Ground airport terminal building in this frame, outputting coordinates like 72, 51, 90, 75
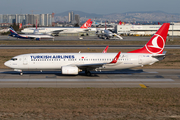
115, 23, 180, 36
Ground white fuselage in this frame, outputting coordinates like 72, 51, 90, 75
4, 53, 161, 71
104, 30, 113, 37
19, 34, 54, 39
21, 27, 90, 34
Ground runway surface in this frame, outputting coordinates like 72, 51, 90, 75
0, 35, 179, 49
0, 69, 179, 88
0, 45, 180, 49
1, 35, 179, 41
0, 35, 151, 41
0, 35, 179, 88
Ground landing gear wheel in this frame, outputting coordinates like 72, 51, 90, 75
85, 70, 91, 76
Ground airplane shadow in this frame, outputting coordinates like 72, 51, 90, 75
1, 69, 144, 77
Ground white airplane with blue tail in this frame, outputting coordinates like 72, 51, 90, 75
9, 27, 54, 41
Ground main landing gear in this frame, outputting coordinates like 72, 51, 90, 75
85, 70, 91, 76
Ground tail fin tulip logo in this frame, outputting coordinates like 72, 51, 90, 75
145, 34, 165, 54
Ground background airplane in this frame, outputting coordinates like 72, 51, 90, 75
91, 21, 100, 27
21, 19, 93, 35
96, 21, 123, 40
0, 28, 10, 33
5, 23, 170, 76
9, 27, 54, 40
96, 29, 123, 39
33, 19, 43, 35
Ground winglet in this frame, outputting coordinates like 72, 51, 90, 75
110, 52, 121, 63
102, 46, 109, 53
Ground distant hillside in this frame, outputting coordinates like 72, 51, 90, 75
55, 10, 103, 18
55, 10, 180, 22
103, 11, 180, 21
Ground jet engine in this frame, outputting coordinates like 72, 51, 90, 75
61, 66, 80, 75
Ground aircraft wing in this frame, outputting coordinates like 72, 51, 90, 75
112, 33, 123, 39
77, 63, 107, 70
77, 52, 121, 70
83, 29, 90, 32
51, 30, 66, 34
51, 29, 89, 34
28, 37, 36, 39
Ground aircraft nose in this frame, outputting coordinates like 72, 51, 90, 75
4, 61, 11, 68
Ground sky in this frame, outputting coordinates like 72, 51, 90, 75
0, 0, 180, 15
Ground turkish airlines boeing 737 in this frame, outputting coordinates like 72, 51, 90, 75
4, 23, 170, 75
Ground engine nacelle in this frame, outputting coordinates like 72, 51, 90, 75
61, 66, 79, 75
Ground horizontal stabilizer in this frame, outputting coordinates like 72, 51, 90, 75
152, 51, 166, 58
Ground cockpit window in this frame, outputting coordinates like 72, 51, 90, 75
11, 58, 17, 61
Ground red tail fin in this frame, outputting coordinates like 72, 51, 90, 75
128, 23, 170, 54
80, 19, 91, 28
88, 21, 93, 27
19, 23, 22, 29
118, 20, 122, 25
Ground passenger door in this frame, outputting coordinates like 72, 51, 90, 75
23, 56, 28, 65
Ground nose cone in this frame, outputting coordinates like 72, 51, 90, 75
4, 61, 11, 68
